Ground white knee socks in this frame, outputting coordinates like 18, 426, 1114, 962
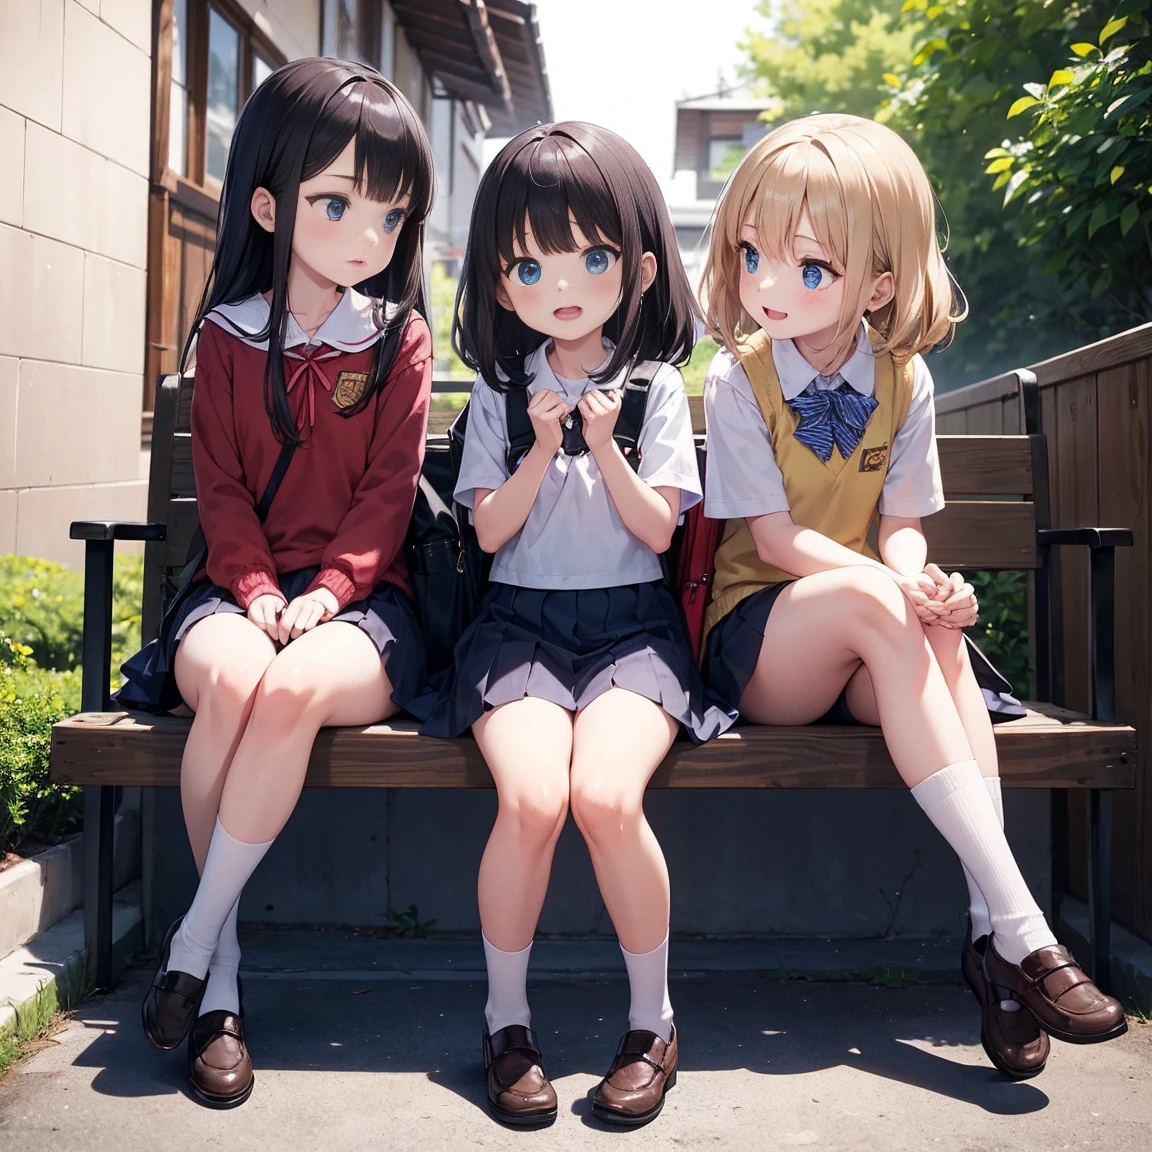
912, 760, 1057, 965
168, 818, 273, 981
963, 776, 1003, 940
621, 935, 674, 1041
483, 935, 533, 1033
199, 899, 242, 1016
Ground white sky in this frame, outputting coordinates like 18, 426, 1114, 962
487, 0, 771, 205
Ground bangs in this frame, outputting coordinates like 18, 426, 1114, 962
494, 134, 621, 267
747, 141, 850, 273
303, 79, 433, 219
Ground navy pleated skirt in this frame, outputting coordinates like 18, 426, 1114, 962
115, 566, 427, 716
416, 581, 735, 744
703, 582, 1026, 725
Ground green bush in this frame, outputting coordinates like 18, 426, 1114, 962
0, 554, 143, 678
970, 570, 1030, 700
0, 635, 80, 855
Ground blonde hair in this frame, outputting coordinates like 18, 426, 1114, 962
700, 114, 966, 364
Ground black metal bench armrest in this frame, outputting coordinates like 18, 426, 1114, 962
69, 520, 167, 713
1036, 528, 1133, 550
70, 521, 167, 543
1036, 526, 1132, 723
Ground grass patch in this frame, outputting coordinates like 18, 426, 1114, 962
0, 962, 87, 1079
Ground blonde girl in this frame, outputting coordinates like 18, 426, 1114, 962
699, 114, 1124, 1080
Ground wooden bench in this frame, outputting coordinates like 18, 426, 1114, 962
52, 370, 1137, 991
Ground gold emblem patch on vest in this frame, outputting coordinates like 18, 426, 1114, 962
333, 371, 369, 409
859, 443, 889, 472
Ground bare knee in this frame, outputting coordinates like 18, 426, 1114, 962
570, 777, 643, 847
248, 658, 326, 730
496, 786, 569, 850
196, 659, 268, 717
835, 569, 924, 650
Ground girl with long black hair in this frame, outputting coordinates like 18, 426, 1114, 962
119, 57, 434, 1108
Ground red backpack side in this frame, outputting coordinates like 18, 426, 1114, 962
673, 441, 722, 666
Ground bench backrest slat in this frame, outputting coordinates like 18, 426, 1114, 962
140, 374, 1046, 644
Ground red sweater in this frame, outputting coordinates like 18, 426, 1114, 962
190, 312, 432, 611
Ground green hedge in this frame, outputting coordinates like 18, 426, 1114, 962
969, 570, 1029, 700
0, 554, 143, 855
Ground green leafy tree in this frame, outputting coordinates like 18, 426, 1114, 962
987, 2, 1152, 324
741, 0, 916, 122
884, 0, 1140, 385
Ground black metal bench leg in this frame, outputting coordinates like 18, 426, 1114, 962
80, 537, 115, 988
83, 786, 116, 989
1087, 788, 1114, 993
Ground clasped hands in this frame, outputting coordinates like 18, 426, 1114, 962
526, 387, 621, 458
894, 562, 979, 630
247, 586, 340, 644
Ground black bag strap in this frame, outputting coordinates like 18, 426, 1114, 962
181, 428, 297, 575
613, 373, 652, 470
504, 386, 536, 473
502, 362, 654, 474
255, 436, 298, 522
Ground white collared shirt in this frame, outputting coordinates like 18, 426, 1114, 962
456, 342, 703, 589
201, 288, 387, 352
703, 323, 945, 520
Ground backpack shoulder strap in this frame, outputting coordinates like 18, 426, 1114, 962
613, 361, 658, 470
255, 436, 298, 522
504, 385, 535, 473
734, 330, 784, 433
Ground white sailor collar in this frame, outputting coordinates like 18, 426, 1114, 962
772, 321, 875, 401
526, 339, 625, 402
204, 288, 386, 352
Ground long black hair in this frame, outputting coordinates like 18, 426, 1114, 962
453, 121, 699, 392
182, 57, 434, 443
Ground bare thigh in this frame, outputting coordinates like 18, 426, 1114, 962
259, 620, 397, 727
174, 612, 278, 714
473, 696, 574, 808
739, 571, 876, 725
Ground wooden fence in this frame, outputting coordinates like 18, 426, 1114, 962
937, 323, 1152, 943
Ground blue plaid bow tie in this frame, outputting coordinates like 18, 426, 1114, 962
786, 378, 879, 463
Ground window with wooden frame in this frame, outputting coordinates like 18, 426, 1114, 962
321, 0, 386, 70
167, 0, 284, 193
144, 0, 285, 425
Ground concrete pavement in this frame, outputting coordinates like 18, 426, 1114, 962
1, 935, 1149, 1151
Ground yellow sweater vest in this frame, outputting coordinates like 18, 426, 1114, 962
704, 329, 915, 638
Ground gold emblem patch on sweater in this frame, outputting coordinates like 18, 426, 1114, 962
859, 443, 889, 472
333, 371, 369, 409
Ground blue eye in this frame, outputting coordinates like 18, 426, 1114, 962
585, 249, 613, 275
324, 198, 347, 221
516, 259, 541, 286
740, 242, 760, 275
802, 263, 832, 290
383, 208, 405, 234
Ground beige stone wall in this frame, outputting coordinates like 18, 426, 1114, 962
0, 0, 152, 567
237, 0, 320, 61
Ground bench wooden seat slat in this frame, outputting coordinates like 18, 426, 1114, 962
51, 705, 1136, 791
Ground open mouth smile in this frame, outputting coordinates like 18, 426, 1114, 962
763, 307, 788, 321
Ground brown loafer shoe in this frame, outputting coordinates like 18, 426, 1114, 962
984, 939, 1127, 1045
592, 1024, 678, 1127
961, 923, 1049, 1079
482, 1024, 557, 1128
188, 1005, 254, 1109
141, 917, 208, 1051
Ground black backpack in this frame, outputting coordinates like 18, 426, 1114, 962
406, 366, 656, 676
